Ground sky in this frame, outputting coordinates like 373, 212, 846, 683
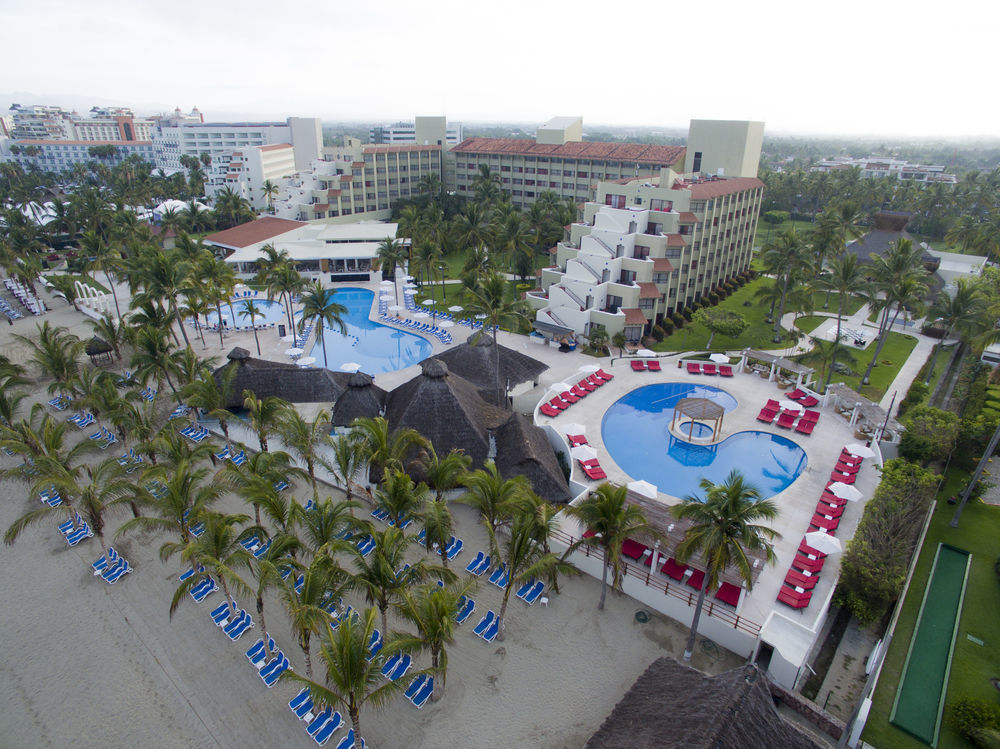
1, 0, 997, 139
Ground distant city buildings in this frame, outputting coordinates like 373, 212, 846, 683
6, 103, 154, 141
812, 156, 957, 184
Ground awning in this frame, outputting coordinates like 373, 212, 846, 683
666, 234, 687, 247
652, 257, 675, 272
622, 308, 647, 325
678, 212, 699, 223
637, 282, 660, 299
533, 320, 574, 337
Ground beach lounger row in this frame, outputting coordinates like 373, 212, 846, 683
47, 395, 70, 411
59, 514, 93, 546
92, 546, 132, 584
189, 576, 218, 602
210, 601, 255, 641
473, 610, 500, 642
404, 674, 434, 709
5, 278, 46, 315
631, 358, 662, 372
0, 294, 24, 321
290, 689, 350, 746
515, 579, 545, 605
381, 652, 413, 681
38, 486, 62, 507
181, 423, 210, 443
437, 535, 463, 560
539, 369, 613, 418
455, 595, 476, 624
68, 411, 95, 429
117, 448, 144, 473
465, 551, 491, 576
786, 388, 820, 408
488, 564, 509, 589
685, 361, 734, 376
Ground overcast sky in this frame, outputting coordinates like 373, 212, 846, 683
1, 0, 995, 138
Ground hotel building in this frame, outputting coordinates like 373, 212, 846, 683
370, 116, 463, 146
204, 143, 298, 211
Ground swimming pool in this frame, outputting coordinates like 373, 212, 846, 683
206, 299, 286, 328
309, 288, 432, 373
601, 382, 807, 500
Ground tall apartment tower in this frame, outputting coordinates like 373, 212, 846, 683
684, 120, 764, 178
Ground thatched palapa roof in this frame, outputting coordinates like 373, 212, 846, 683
331, 372, 387, 427
494, 413, 571, 504
85, 336, 112, 356
212, 347, 347, 408
586, 659, 821, 749
430, 333, 549, 405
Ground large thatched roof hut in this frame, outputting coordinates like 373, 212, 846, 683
212, 347, 347, 408
330, 372, 387, 428
586, 659, 821, 749
494, 413, 571, 504
430, 333, 549, 405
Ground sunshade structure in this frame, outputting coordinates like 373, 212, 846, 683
670, 397, 725, 443
741, 349, 815, 387
588, 659, 821, 749
429, 332, 549, 405
85, 336, 114, 364
826, 382, 902, 437
330, 372, 387, 429
212, 347, 347, 408
383, 359, 569, 503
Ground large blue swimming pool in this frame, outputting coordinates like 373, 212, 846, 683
601, 383, 807, 500
309, 288, 432, 373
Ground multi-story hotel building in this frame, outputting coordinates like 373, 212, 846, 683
7, 104, 154, 142
370, 116, 463, 146
527, 120, 765, 342
4, 140, 156, 172
811, 156, 957, 184
449, 116, 687, 209
204, 144, 298, 211
272, 138, 443, 224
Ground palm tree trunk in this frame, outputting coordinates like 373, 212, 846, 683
599, 547, 609, 610
252, 326, 261, 356
861, 305, 903, 385
349, 707, 362, 745
215, 301, 225, 348
431, 648, 442, 701
824, 297, 847, 392
256, 592, 270, 658
219, 577, 238, 619
773, 274, 790, 342
497, 583, 513, 641
105, 269, 122, 320
300, 629, 312, 679
319, 327, 328, 370
683, 586, 708, 660
172, 302, 191, 348
380, 603, 389, 638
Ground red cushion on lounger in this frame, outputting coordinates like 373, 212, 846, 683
799, 396, 819, 407
647, 360, 661, 372
560, 390, 579, 404
795, 420, 815, 435
539, 404, 559, 417
631, 360, 646, 371
787, 389, 806, 400
567, 434, 588, 446
719, 365, 733, 377
686, 363, 701, 374
702, 364, 717, 375
715, 582, 741, 606
660, 557, 688, 580
798, 539, 827, 558
686, 568, 705, 590
621, 538, 648, 560
577, 379, 596, 392
596, 369, 614, 381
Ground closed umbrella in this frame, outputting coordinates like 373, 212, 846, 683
844, 443, 875, 458
828, 482, 863, 501
570, 445, 597, 461
804, 531, 843, 555
627, 480, 658, 499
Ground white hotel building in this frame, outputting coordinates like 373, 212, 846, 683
204, 144, 298, 211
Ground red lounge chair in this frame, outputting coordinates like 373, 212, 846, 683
776, 412, 797, 429
567, 434, 588, 446
809, 514, 839, 532
834, 461, 859, 474
587, 374, 605, 388
570, 385, 589, 399
787, 389, 806, 401
660, 557, 688, 580
579, 458, 600, 468
582, 529, 596, 539
631, 360, 646, 372
792, 553, 825, 573
719, 365, 734, 377
785, 569, 819, 590
840, 454, 862, 467
702, 363, 717, 375
647, 359, 661, 372
816, 501, 845, 518
686, 362, 701, 374
539, 404, 560, 417
757, 408, 778, 423
621, 538, 648, 560
799, 396, 820, 408
583, 466, 608, 480
765, 399, 781, 411
686, 568, 705, 591
795, 420, 815, 435
560, 390, 580, 404
596, 369, 614, 381
551, 397, 571, 411
820, 492, 847, 507
576, 378, 596, 392
798, 539, 827, 558
830, 471, 856, 484
801, 410, 820, 422
777, 586, 812, 609
715, 582, 741, 606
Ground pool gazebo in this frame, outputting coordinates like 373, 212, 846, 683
670, 397, 725, 443
740, 349, 814, 388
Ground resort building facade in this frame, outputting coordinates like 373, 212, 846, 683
527, 120, 765, 341
812, 156, 957, 184
370, 116, 463, 146
3, 139, 157, 171
204, 143, 298, 211
6, 104, 154, 142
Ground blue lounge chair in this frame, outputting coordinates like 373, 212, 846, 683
294, 695, 315, 721
262, 655, 289, 687
179, 564, 204, 582
214, 445, 232, 461
465, 551, 485, 574
92, 547, 118, 575
404, 674, 427, 702
246, 637, 275, 668
274, 480, 289, 492
524, 581, 545, 605
190, 577, 217, 602
227, 612, 254, 641
168, 404, 189, 421
482, 616, 500, 642
306, 707, 333, 738
488, 564, 508, 587
65, 523, 93, 546
455, 596, 475, 625
289, 687, 310, 713
258, 651, 285, 680
412, 677, 433, 708
253, 538, 272, 559
223, 609, 247, 635
446, 538, 463, 560
335, 729, 359, 749
515, 579, 534, 601
210, 601, 232, 625
230, 450, 247, 466
380, 653, 402, 678
473, 611, 496, 638
103, 559, 131, 584
474, 554, 491, 576
314, 711, 345, 746
240, 535, 260, 552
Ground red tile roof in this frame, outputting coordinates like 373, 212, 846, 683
352, 161, 365, 167
637, 282, 660, 299
686, 177, 764, 199
652, 258, 675, 272
259, 143, 292, 152
622, 308, 648, 325
327, 189, 342, 197
666, 234, 687, 247
362, 144, 441, 154
204, 217, 306, 249
678, 212, 699, 223
340, 175, 353, 182
453, 138, 686, 166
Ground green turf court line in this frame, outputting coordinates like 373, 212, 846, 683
889, 543, 971, 746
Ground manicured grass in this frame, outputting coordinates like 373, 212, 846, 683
794, 315, 828, 334
653, 277, 794, 353
807, 291, 866, 316
861, 472, 1000, 749
810, 331, 920, 401
756, 218, 817, 246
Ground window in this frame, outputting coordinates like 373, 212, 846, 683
639, 299, 654, 310
634, 245, 650, 260
692, 151, 702, 172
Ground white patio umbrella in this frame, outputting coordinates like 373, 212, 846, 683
710, 353, 730, 363
579, 364, 600, 374
828, 482, 863, 501
844, 443, 876, 458
804, 531, 843, 555
627, 480, 658, 499
413, 312, 429, 319
570, 444, 597, 461
284, 347, 304, 357
340, 362, 361, 372
296, 356, 317, 367
380, 280, 394, 286
439, 320, 454, 328
637, 348, 656, 357
562, 422, 586, 435
448, 305, 464, 312
549, 382, 573, 393
421, 298, 435, 305
388, 305, 403, 312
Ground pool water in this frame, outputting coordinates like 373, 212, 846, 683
601, 383, 807, 500
206, 299, 286, 328
309, 288, 432, 373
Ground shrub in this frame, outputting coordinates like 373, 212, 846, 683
896, 381, 929, 419
708, 292, 720, 305
660, 318, 675, 335
898, 406, 960, 464
950, 698, 1000, 747
682, 306, 693, 321
650, 325, 665, 342
690, 301, 702, 313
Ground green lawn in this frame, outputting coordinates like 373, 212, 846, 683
807, 291, 866, 316
805, 331, 920, 401
756, 218, 818, 246
654, 277, 794, 353
861, 473, 1000, 749
794, 315, 827, 334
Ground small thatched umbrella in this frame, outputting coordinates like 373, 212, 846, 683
85, 336, 114, 364
331, 372, 387, 428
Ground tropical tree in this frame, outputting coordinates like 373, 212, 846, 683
260, 179, 280, 213
419, 447, 472, 502
692, 307, 748, 349
348, 416, 428, 485
419, 496, 455, 568
816, 253, 869, 391
566, 483, 658, 610
181, 366, 238, 446
220, 448, 299, 526
801, 337, 859, 387
463, 271, 529, 406
457, 461, 530, 559
14, 322, 83, 395
268, 263, 305, 336
130, 325, 184, 397
672, 470, 780, 660
298, 280, 347, 370
81, 229, 124, 320
762, 229, 812, 343
375, 237, 406, 282
87, 314, 129, 362
374, 469, 428, 528
278, 409, 329, 502
198, 253, 237, 349
296, 496, 366, 559
237, 298, 264, 356
243, 390, 290, 453
924, 278, 987, 384
323, 433, 364, 504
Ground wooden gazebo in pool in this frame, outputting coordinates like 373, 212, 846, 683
670, 397, 725, 442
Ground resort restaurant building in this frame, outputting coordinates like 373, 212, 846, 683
527, 170, 763, 341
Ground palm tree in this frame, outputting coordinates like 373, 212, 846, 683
419, 496, 455, 568
672, 470, 780, 661
87, 314, 128, 362
472, 164, 502, 205
375, 237, 406, 282
394, 582, 473, 701
816, 253, 869, 391
14, 323, 83, 395
181, 367, 238, 446
420, 447, 471, 503
135, 248, 194, 348
457, 461, 530, 559
374, 469, 428, 528
278, 409, 329, 502
283, 607, 419, 741
268, 263, 304, 336
323, 433, 364, 504
260, 179, 280, 213
762, 229, 812, 343
198, 253, 237, 349
925, 279, 987, 384
248, 535, 298, 661
801, 337, 858, 388
348, 416, 428, 486
296, 496, 366, 559
81, 229, 124, 320
566, 483, 658, 610
298, 280, 347, 370
220, 448, 299, 526
237, 299, 264, 355
463, 271, 529, 406
243, 390, 290, 453
130, 326, 184, 396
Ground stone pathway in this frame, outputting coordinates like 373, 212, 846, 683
813, 618, 880, 721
